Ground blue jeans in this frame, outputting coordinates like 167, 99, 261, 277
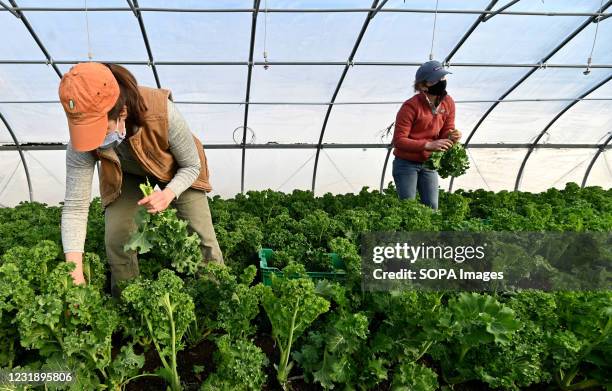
392, 157, 439, 209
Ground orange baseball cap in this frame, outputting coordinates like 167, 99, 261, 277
58, 62, 120, 152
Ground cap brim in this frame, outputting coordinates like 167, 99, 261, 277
426, 69, 452, 83
68, 115, 108, 152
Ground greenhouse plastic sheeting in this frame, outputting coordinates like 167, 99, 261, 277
0, 0, 610, 205
0, 151, 29, 207
451, 148, 528, 192
244, 148, 316, 192
586, 150, 612, 188
519, 148, 599, 192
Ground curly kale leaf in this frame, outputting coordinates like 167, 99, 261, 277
122, 269, 195, 391
186, 264, 262, 344
294, 311, 370, 389
200, 335, 268, 391
8, 255, 121, 383
262, 262, 330, 388
391, 361, 439, 391
430, 293, 521, 384
425, 142, 470, 178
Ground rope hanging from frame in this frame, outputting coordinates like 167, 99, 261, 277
84, 0, 93, 60
584, 0, 605, 75
429, 0, 440, 60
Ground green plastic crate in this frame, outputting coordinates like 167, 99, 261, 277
258, 248, 347, 286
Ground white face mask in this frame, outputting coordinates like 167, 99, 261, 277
100, 118, 126, 149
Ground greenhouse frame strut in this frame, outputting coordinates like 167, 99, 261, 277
240, 0, 262, 193
582, 133, 612, 187
2, 60, 612, 68
125, 0, 162, 88
0, 6, 609, 17
311, 0, 380, 193
2, 143, 610, 151
0, 111, 33, 202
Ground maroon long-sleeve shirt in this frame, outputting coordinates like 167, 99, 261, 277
392, 92, 455, 162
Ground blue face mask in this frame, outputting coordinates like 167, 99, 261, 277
100, 120, 126, 149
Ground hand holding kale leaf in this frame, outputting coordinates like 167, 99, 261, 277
124, 178, 202, 276
425, 141, 470, 178
137, 186, 175, 214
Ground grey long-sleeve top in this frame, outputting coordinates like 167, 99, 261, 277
61, 100, 199, 253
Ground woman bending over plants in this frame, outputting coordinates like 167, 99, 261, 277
59, 62, 223, 297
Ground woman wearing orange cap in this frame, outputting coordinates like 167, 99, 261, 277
59, 62, 223, 297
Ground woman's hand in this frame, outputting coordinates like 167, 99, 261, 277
449, 129, 462, 142
138, 187, 176, 213
65, 252, 86, 285
70, 269, 86, 285
425, 139, 453, 152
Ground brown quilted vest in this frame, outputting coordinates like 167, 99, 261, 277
93, 86, 212, 207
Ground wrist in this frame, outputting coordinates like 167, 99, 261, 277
164, 187, 177, 201
65, 252, 83, 264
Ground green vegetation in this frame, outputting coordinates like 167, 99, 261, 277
0, 182, 610, 390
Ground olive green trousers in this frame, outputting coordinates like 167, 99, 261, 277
105, 173, 223, 297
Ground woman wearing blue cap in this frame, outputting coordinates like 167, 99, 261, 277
392, 60, 461, 209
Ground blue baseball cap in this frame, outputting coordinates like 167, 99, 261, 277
415, 60, 452, 83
